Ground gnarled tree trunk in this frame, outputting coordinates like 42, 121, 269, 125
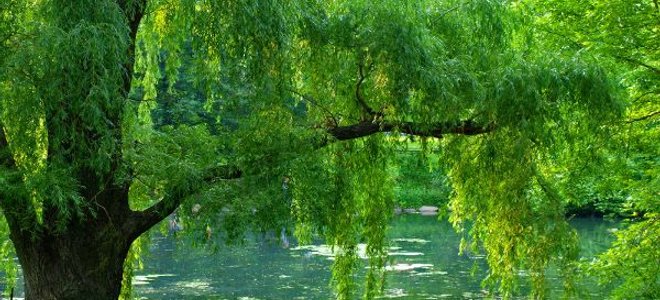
0, 169, 154, 300
10, 225, 132, 299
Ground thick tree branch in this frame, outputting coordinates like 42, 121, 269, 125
124, 117, 492, 236
326, 119, 494, 142
125, 165, 241, 237
99, 0, 147, 216
0, 127, 13, 168
0, 126, 14, 211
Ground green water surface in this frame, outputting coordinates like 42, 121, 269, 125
128, 215, 616, 299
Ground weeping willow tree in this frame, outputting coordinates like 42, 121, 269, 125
0, 0, 624, 299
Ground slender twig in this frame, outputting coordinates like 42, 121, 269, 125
289, 89, 341, 126
439, 6, 460, 18
125, 97, 157, 103
94, 201, 114, 227
626, 111, 660, 123
136, 0, 176, 17
537, 29, 585, 50
632, 90, 658, 104
614, 55, 660, 75
356, 61, 376, 118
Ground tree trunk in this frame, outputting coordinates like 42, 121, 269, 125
9, 222, 133, 300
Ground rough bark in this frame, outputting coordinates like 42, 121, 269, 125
8, 222, 131, 300
2, 170, 138, 299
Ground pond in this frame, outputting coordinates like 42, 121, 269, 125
1, 215, 617, 299
132, 215, 616, 299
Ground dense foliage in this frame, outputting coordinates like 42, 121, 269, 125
1, 0, 653, 299
527, 1, 659, 298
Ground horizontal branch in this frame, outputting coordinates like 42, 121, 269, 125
327, 119, 494, 141
126, 118, 492, 237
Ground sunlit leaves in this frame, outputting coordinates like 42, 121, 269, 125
290, 137, 394, 300
135, 0, 624, 298
119, 235, 148, 299
0, 0, 634, 298
587, 217, 660, 299
4, 0, 129, 176
526, 1, 659, 298
0, 215, 17, 297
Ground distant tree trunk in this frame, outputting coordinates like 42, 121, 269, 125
9, 221, 133, 299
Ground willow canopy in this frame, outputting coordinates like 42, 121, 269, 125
0, 0, 625, 299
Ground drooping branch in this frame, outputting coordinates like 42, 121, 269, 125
0, 126, 40, 237
539, 29, 585, 51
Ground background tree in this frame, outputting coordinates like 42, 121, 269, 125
1, 0, 624, 299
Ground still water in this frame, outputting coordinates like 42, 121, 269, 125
1, 215, 616, 299
131, 215, 616, 299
